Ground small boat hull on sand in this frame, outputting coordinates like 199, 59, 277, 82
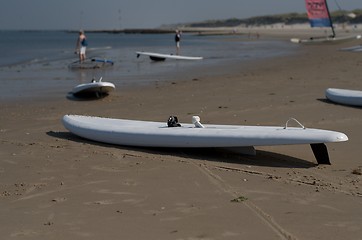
291, 35, 361, 44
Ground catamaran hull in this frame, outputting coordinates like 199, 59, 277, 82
291, 35, 361, 44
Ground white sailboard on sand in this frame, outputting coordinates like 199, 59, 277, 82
136, 51, 203, 61
339, 45, 362, 52
326, 88, 362, 106
72, 77, 115, 98
62, 115, 348, 165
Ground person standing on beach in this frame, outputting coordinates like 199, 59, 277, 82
175, 29, 181, 55
75, 30, 88, 62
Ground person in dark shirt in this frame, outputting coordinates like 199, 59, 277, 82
175, 29, 181, 55
75, 30, 88, 62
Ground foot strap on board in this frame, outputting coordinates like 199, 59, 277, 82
167, 116, 181, 127
310, 143, 331, 165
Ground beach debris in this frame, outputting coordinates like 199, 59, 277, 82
230, 196, 248, 203
1, 191, 11, 197
352, 167, 362, 175
51, 197, 67, 203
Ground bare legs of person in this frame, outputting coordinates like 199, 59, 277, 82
79, 47, 86, 63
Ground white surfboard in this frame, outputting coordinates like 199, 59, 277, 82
68, 58, 114, 69
136, 51, 203, 61
339, 45, 362, 52
326, 88, 362, 107
72, 77, 115, 97
62, 115, 348, 164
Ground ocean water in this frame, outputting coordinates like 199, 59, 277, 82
0, 31, 298, 100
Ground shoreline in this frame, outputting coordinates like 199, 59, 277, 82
6, 22, 362, 35
0, 31, 300, 103
1, 30, 362, 239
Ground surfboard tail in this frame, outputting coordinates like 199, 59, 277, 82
310, 143, 330, 165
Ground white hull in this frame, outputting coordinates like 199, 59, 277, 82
62, 115, 348, 164
291, 34, 361, 44
326, 88, 362, 107
62, 115, 347, 148
136, 51, 203, 61
339, 45, 362, 52
72, 82, 115, 96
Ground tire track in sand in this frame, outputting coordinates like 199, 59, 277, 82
191, 161, 297, 240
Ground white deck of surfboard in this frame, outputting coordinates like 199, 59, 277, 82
339, 45, 362, 52
72, 80, 115, 96
62, 115, 348, 148
326, 88, 362, 107
136, 51, 203, 61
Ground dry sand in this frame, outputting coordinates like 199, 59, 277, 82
1, 29, 362, 240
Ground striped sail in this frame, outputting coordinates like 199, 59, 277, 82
305, 0, 332, 27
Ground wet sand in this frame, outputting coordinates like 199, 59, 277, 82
1, 29, 362, 239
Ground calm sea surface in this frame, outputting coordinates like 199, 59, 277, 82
0, 31, 298, 100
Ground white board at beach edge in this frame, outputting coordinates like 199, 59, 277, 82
136, 51, 203, 60
72, 82, 115, 96
325, 88, 362, 107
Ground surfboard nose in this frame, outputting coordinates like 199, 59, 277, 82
336, 133, 348, 142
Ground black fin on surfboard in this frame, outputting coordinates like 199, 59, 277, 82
150, 56, 166, 61
310, 143, 331, 165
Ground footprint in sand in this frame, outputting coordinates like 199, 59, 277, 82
85, 199, 115, 205
96, 189, 134, 196
91, 165, 127, 173
11, 230, 38, 237
122, 179, 138, 186
51, 197, 67, 203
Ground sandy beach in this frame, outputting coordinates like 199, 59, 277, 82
1, 28, 362, 239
